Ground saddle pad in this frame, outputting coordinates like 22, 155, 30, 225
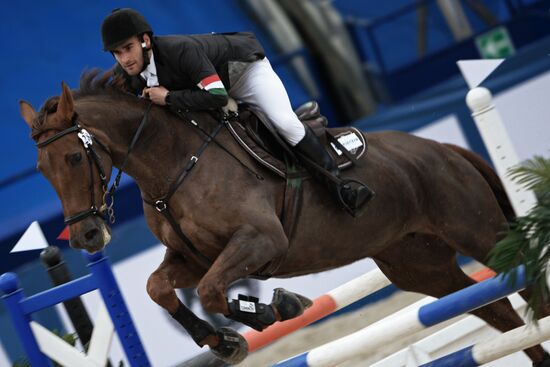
325, 128, 367, 169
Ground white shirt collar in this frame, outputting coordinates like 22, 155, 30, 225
140, 52, 159, 87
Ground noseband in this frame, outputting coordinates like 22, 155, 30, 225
36, 116, 111, 225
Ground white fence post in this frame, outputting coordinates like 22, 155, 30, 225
465, 87, 538, 216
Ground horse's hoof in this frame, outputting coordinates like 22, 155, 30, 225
210, 327, 248, 364
272, 288, 313, 321
534, 352, 550, 367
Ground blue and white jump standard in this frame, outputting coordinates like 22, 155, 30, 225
0, 251, 151, 367
273, 267, 527, 367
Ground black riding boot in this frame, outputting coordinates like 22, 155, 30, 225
293, 127, 374, 216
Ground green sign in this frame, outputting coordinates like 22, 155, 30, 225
475, 26, 515, 59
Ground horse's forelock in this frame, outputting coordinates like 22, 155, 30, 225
30, 97, 60, 139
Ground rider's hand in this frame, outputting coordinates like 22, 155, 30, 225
222, 97, 238, 115
143, 86, 169, 106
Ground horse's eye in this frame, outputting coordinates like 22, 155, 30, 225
67, 153, 82, 166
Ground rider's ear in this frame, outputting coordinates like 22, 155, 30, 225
19, 100, 37, 129
142, 33, 151, 49
58, 82, 74, 122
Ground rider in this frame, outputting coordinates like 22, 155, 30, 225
100, 8, 373, 214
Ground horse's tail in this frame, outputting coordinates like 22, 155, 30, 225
443, 143, 516, 222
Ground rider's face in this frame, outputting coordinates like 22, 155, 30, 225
112, 35, 150, 76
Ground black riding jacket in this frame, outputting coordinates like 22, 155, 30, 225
114, 32, 265, 112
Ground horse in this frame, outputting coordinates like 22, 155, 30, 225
18, 71, 550, 365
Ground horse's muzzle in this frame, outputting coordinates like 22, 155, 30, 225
69, 216, 112, 253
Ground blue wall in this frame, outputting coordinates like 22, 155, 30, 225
1, 1, 314, 264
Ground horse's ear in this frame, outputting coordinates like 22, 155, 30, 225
19, 100, 37, 129
57, 81, 74, 122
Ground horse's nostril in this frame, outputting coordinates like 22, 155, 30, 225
85, 228, 100, 241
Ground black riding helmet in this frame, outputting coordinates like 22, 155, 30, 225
101, 8, 153, 51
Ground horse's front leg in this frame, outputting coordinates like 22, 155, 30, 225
197, 221, 312, 331
146, 249, 247, 364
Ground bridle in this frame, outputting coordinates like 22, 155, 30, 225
35, 102, 156, 226
35, 114, 113, 225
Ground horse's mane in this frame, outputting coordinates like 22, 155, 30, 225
32, 69, 132, 138
74, 68, 129, 99
32, 69, 216, 140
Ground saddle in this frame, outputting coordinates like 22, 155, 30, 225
225, 101, 367, 179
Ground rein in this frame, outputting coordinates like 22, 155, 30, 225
104, 102, 154, 222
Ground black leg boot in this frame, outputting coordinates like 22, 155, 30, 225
171, 301, 248, 364
293, 127, 374, 216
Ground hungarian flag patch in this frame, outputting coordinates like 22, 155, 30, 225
198, 74, 227, 95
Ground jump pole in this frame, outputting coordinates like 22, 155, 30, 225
420, 315, 550, 367
273, 267, 525, 367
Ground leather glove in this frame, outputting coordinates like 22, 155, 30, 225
222, 97, 238, 116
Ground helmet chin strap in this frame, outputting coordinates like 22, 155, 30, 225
140, 42, 151, 72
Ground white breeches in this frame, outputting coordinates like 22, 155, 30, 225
229, 58, 306, 146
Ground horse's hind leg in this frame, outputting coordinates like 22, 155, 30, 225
197, 222, 312, 331
374, 233, 549, 366
147, 249, 247, 364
